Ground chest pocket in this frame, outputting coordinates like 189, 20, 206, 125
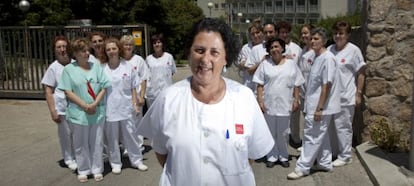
222, 135, 249, 176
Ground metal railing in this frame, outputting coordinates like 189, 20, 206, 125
0, 25, 149, 99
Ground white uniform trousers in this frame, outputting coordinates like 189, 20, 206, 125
264, 114, 290, 162
57, 115, 75, 165
105, 117, 144, 169
332, 105, 354, 161
71, 122, 104, 176
133, 106, 144, 149
120, 106, 144, 150
295, 114, 332, 174
290, 97, 304, 144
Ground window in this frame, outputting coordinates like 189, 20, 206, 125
296, 0, 305, 12
265, 1, 273, 13
247, 2, 254, 13
275, 0, 283, 12
286, 0, 294, 12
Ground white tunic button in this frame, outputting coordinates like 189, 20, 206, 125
204, 132, 209, 137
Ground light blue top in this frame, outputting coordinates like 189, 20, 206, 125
58, 61, 111, 125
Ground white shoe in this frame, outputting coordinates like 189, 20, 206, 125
135, 163, 148, 171
112, 168, 122, 174
287, 170, 307, 180
297, 147, 303, 152
333, 158, 352, 167
67, 161, 78, 171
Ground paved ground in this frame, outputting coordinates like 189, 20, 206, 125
0, 66, 374, 186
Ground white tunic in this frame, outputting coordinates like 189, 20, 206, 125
286, 41, 302, 64
124, 54, 149, 93
247, 43, 267, 67
304, 51, 341, 115
253, 58, 305, 116
41, 60, 67, 115
237, 42, 256, 90
138, 78, 274, 186
328, 43, 366, 106
298, 48, 316, 97
145, 52, 176, 101
104, 60, 139, 122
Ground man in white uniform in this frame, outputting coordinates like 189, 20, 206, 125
328, 20, 366, 167
41, 36, 77, 171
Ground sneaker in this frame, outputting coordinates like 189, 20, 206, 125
112, 168, 122, 174
287, 170, 307, 180
67, 161, 78, 171
333, 158, 352, 167
135, 163, 148, 171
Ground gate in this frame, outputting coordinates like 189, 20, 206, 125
0, 25, 149, 99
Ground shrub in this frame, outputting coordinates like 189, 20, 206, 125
368, 118, 408, 152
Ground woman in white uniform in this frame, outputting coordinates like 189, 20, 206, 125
41, 36, 77, 171
120, 35, 149, 155
253, 37, 305, 168
287, 28, 341, 180
57, 38, 110, 183
328, 20, 366, 167
296, 24, 316, 152
138, 18, 274, 186
103, 38, 148, 174
236, 19, 263, 91
145, 33, 176, 108
88, 32, 107, 65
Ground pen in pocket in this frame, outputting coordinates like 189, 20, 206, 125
226, 129, 229, 139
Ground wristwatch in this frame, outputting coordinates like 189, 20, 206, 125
317, 107, 323, 111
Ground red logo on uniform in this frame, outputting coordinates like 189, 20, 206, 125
341, 58, 346, 63
235, 124, 244, 134
307, 59, 313, 65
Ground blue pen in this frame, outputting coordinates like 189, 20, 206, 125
226, 129, 229, 139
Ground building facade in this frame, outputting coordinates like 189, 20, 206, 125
196, 0, 359, 26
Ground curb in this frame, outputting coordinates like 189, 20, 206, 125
356, 142, 412, 186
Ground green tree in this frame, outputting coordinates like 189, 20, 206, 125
159, 0, 204, 60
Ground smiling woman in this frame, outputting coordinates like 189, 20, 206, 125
137, 18, 274, 186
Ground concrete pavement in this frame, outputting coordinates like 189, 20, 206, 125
0, 66, 382, 186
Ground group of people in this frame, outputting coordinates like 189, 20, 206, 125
42, 31, 176, 183
42, 17, 365, 185
236, 19, 366, 180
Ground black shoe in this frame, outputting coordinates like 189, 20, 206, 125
266, 161, 277, 168
279, 161, 290, 168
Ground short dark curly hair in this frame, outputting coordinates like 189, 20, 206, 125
265, 37, 286, 54
184, 18, 240, 67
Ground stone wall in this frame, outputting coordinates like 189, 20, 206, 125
362, 0, 413, 144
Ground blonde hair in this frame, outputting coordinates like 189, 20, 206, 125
120, 35, 134, 45
70, 38, 90, 56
